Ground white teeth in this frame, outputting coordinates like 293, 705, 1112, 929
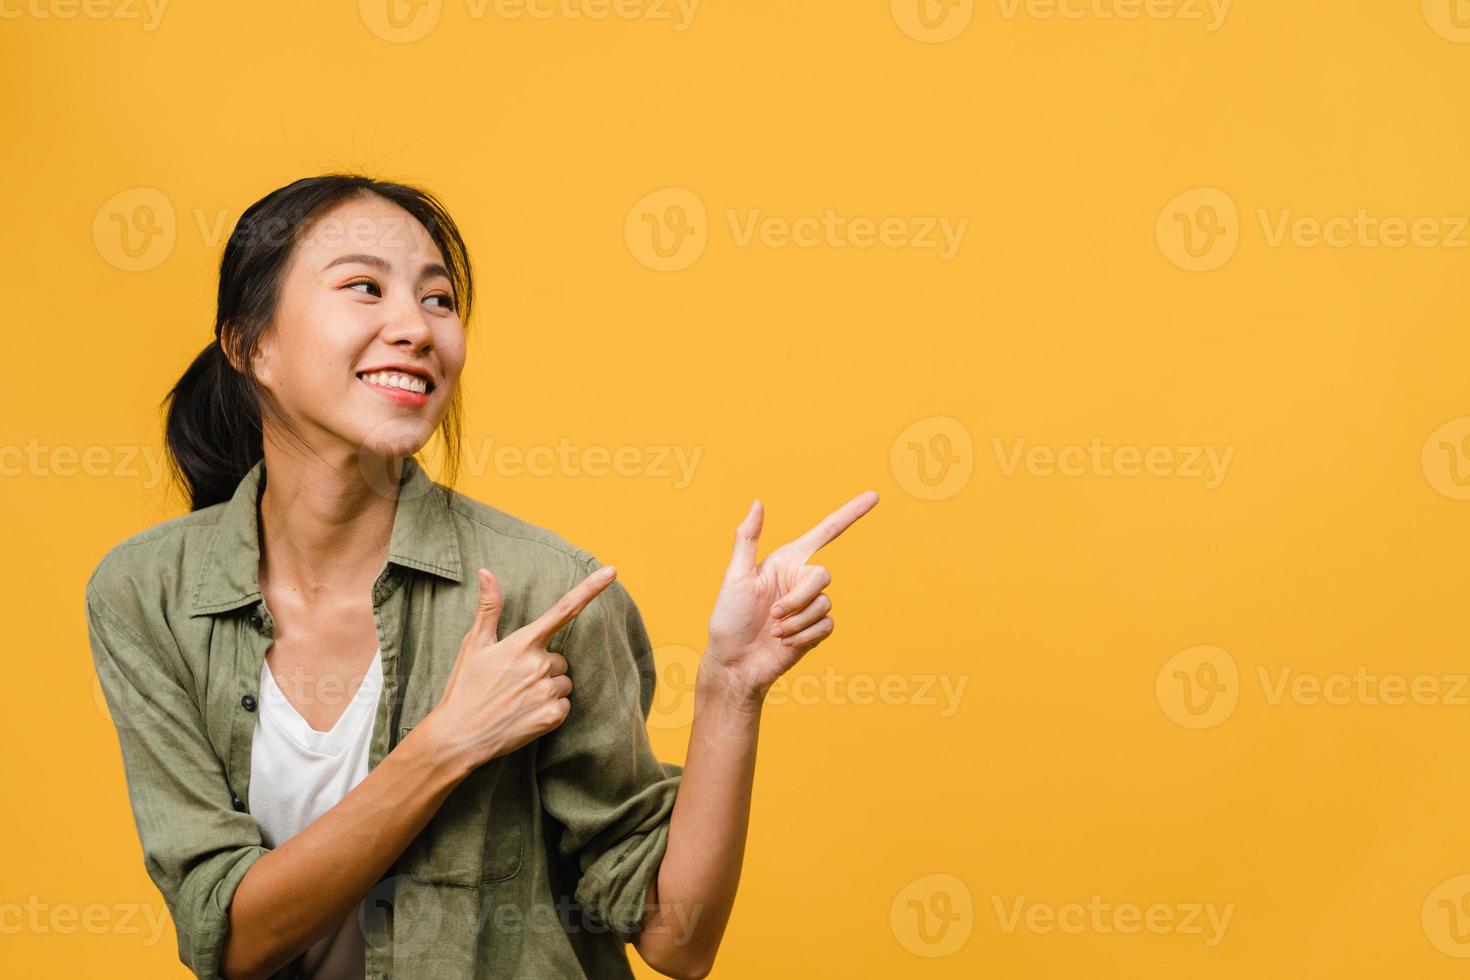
360, 371, 428, 394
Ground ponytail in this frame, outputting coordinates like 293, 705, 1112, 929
162, 339, 262, 511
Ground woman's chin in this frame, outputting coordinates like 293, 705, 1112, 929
357, 415, 434, 450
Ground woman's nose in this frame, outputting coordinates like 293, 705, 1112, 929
380, 298, 433, 347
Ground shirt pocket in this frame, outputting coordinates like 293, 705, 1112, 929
397, 725, 526, 885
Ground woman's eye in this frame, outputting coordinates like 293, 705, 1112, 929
347, 280, 381, 297
424, 293, 454, 310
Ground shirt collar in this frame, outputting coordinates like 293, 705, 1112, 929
189, 454, 463, 617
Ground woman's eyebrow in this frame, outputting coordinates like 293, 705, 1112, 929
323, 252, 452, 282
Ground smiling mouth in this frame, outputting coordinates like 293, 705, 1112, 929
355, 371, 434, 395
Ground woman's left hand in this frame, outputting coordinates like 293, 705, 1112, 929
704, 490, 880, 703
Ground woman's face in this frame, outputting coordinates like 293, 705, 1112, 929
249, 194, 467, 467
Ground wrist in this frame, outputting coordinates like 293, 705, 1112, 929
403, 711, 478, 786
696, 658, 766, 715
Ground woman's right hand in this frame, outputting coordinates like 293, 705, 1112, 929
423, 564, 618, 775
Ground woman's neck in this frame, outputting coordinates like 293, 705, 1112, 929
256, 444, 404, 600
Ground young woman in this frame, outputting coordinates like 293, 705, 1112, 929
84, 174, 878, 980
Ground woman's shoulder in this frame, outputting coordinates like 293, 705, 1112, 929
438, 485, 602, 576
84, 501, 229, 620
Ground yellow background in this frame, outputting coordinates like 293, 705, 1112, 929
4, 0, 1470, 976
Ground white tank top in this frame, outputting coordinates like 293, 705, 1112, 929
249, 648, 383, 979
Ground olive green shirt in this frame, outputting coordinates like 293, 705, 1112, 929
85, 454, 682, 979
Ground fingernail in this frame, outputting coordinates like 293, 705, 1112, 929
771, 605, 784, 617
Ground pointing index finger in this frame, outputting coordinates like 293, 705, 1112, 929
525, 564, 618, 644
792, 490, 880, 559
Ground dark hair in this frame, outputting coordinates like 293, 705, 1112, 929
161, 173, 474, 510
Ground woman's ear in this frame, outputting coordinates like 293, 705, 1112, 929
248, 324, 277, 389
219, 322, 245, 374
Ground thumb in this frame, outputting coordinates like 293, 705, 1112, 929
469, 568, 503, 644
725, 499, 763, 579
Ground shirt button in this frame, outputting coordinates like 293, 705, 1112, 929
248, 611, 263, 630
231, 794, 245, 811
241, 693, 257, 711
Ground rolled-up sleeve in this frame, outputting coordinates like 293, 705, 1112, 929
536, 556, 683, 943
86, 582, 268, 979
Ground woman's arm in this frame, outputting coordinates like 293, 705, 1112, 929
632, 663, 762, 980
632, 492, 879, 978
90, 578, 468, 980
219, 724, 470, 979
